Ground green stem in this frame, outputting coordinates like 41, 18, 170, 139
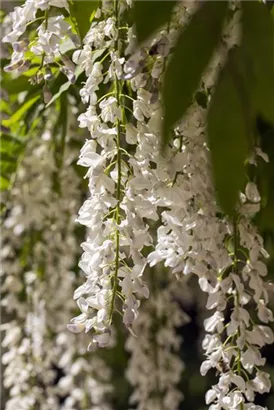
109, 0, 122, 323
36, 9, 49, 75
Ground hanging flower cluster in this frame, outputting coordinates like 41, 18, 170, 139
200, 172, 273, 410
2, 0, 77, 102
67, 0, 152, 347
1, 130, 113, 410
126, 267, 190, 410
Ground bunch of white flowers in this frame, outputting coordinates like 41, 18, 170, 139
68, 0, 151, 347
69, 1, 274, 408
2, 0, 77, 102
126, 267, 190, 410
1, 130, 113, 410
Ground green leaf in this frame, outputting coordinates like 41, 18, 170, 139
0, 134, 23, 155
1, 134, 24, 170
0, 175, 10, 191
133, 0, 177, 44
22, 67, 42, 78
1, 59, 9, 69
45, 66, 83, 108
45, 80, 71, 108
1, 159, 16, 174
2, 95, 40, 127
207, 54, 249, 216
1, 74, 33, 94
255, 126, 274, 231
0, 10, 5, 23
0, 202, 6, 215
0, 133, 26, 192
242, 1, 274, 124
1, 100, 11, 115
163, 1, 228, 145
69, 0, 99, 41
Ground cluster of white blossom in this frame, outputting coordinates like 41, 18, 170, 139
126, 268, 190, 410
2, 0, 68, 45
67, 0, 151, 347
2, 0, 77, 101
70, 1, 274, 407
1, 130, 113, 410
2, 1, 274, 410
199, 168, 273, 410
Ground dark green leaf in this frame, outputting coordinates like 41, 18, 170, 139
69, 0, 99, 41
207, 54, 249, 216
0, 132, 26, 192
133, 0, 177, 44
1, 59, 10, 69
255, 126, 274, 231
2, 95, 40, 127
0, 202, 6, 215
163, 1, 228, 145
242, 1, 274, 123
1, 159, 16, 174
1, 74, 33, 94
0, 138, 22, 155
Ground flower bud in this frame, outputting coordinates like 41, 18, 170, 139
245, 182, 261, 203
61, 54, 75, 72
43, 85, 52, 104
4, 60, 24, 72
60, 66, 75, 84
44, 67, 53, 81
37, 72, 44, 84
13, 39, 29, 52
17, 60, 31, 73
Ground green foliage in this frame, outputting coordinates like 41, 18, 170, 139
207, 50, 249, 216
162, 1, 228, 145
0, 9, 5, 23
69, 0, 99, 41
2, 95, 40, 128
241, 1, 274, 124
0, 134, 25, 191
46, 66, 83, 107
133, 0, 177, 44
256, 121, 274, 233
1, 74, 33, 94
0, 176, 10, 191
0, 133, 23, 153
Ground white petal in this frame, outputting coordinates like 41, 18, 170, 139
200, 360, 212, 376
67, 323, 85, 333
205, 389, 217, 405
